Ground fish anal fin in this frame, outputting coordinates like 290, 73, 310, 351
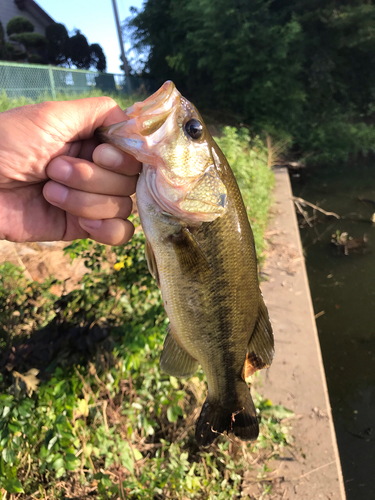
169, 227, 210, 279
243, 290, 274, 381
160, 325, 198, 378
145, 239, 160, 287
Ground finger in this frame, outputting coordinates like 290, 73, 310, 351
38, 96, 130, 143
43, 181, 132, 219
78, 218, 135, 246
47, 156, 138, 196
93, 144, 142, 175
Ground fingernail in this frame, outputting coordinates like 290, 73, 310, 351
44, 182, 69, 203
48, 158, 72, 182
99, 145, 124, 168
79, 218, 102, 230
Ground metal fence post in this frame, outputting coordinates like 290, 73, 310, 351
48, 66, 56, 99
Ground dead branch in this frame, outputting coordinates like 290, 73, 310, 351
293, 199, 313, 227
293, 197, 340, 219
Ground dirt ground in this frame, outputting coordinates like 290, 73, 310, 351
0, 169, 346, 499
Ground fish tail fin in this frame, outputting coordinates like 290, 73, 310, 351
195, 380, 258, 446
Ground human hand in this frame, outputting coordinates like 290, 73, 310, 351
0, 97, 141, 245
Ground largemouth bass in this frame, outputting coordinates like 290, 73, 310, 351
97, 81, 274, 446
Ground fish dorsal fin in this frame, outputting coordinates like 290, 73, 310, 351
160, 324, 199, 378
242, 291, 274, 381
169, 227, 211, 279
145, 239, 160, 287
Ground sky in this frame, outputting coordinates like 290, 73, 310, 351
36, 0, 144, 74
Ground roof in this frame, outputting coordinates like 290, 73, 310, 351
14, 0, 55, 26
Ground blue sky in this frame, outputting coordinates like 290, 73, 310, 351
36, 0, 144, 74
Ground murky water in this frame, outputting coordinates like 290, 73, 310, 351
290, 158, 375, 499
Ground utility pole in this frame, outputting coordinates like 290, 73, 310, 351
111, 0, 132, 94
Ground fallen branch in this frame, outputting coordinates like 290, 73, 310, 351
294, 199, 313, 227
292, 197, 340, 219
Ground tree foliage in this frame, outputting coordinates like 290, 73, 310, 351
90, 43, 107, 73
9, 32, 47, 48
6, 16, 34, 36
45, 23, 70, 66
3, 18, 106, 72
127, 0, 375, 163
69, 30, 91, 69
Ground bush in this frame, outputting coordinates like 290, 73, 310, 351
9, 32, 47, 48
6, 16, 34, 36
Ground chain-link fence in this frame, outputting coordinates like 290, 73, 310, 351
0, 61, 157, 100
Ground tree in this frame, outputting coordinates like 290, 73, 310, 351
6, 16, 34, 36
6, 16, 47, 63
45, 23, 70, 66
127, 0, 303, 133
63, 29, 107, 72
127, 0, 375, 163
0, 22, 7, 59
69, 30, 91, 69
90, 43, 106, 72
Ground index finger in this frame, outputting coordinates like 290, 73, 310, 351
93, 144, 142, 176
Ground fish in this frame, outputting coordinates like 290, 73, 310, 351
96, 81, 274, 446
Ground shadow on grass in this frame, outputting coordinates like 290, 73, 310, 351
0, 317, 115, 385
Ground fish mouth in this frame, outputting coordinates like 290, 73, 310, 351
96, 81, 180, 160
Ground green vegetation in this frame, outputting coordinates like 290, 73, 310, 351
127, 0, 375, 164
215, 127, 274, 261
0, 91, 285, 497
6, 16, 34, 37
0, 230, 290, 498
0, 89, 136, 114
1, 16, 106, 71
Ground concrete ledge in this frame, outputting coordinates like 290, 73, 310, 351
258, 168, 346, 499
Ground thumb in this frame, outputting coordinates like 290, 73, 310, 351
46, 96, 129, 142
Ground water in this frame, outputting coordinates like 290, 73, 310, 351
290, 158, 375, 499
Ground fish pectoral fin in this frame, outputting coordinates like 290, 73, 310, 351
169, 227, 211, 278
242, 291, 274, 381
145, 239, 160, 287
160, 325, 199, 378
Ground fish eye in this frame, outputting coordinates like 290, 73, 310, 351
184, 119, 203, 140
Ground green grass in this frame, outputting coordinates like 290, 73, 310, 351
0, 91, 285, 498
0, 89, 136, 113
214, 127, 274, 263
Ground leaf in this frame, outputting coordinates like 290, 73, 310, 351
52, 456, 65, 470
261, 405, 294, 419
133, 448, 143, 461
167, 405, 183, 423
55, 466, 66, 478
75, 398, 89, 418
169, 376, 179, 389
2, 406, 10, 418
3, 478, 24, 493
47, 435, 58, 451
119, 442, 134, 473
12, 369, 40, 396
2, 448, 15, 464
